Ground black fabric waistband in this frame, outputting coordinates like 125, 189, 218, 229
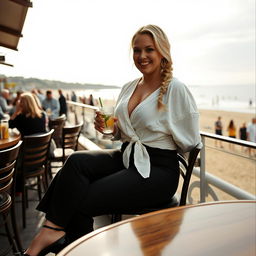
121, 142, 178, 170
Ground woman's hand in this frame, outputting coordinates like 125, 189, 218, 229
94, 111, 118, 135
94, 111, 104, 133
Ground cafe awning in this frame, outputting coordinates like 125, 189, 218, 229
0, 0, 32, 51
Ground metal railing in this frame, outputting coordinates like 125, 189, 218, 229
66, 101, 256, 203
192, 132, 256, 203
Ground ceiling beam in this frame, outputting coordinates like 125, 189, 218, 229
0, 42, 18, 51
0, 61, 14, 67
0, 25, 23, 37
9, 0, 33, 7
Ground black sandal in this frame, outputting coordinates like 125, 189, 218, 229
16, 225, 68, 256
37, 225, 68, 256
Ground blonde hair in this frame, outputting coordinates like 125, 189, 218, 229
131, 25, 173, 110
20, 92, 42, 118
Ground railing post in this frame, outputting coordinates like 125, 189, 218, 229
200, 136, 206, 202
82, 107, 86, 134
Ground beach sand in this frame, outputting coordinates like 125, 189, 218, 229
189, 108, 256, 202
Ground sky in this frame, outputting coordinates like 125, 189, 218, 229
0, 0, 255, 87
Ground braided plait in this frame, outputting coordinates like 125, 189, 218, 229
158, 59, 173, 110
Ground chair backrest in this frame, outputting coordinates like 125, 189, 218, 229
177, 146, 201, 206
61, 123, 83, 158
48, 114, 66, 147
20, 129, 54, 171
110, 145, 201, 223
0, 141, 22, 211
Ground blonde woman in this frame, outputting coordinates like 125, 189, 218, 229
22, 25, 201, 256
9, 92, 47, 137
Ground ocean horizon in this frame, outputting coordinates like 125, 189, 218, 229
66, 84, 255, 114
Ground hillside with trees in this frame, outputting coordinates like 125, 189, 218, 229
0, 75, 119, 91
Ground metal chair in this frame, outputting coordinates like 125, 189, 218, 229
49, 122, 83, 174
48, 114, 66, 148
18, 129, 54, 228
111, 146, 201, 223
0, 141, 22, 255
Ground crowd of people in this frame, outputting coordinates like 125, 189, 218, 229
0, 88, 70, 131
0, 87, 101, 141
214, 116, 256, 154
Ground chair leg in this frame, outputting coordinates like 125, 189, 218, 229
22, 185, 26, 228
42, 171, 48, 192
25, 186, 29, 208
37, 176, 42, 201
11, 203, 23, 251
48, 161, 53, 180
3, 212, 19, 253
44, 164, 49, 188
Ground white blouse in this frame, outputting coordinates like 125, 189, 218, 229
114, 77, 201, 178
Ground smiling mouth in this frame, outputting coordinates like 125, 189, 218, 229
140, 61, 150, 66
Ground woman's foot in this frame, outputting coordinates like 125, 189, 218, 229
25, 220, 66, 256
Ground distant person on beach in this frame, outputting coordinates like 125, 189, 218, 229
23, 25, 201, 256
239, 122, 247, 152
249, 99, 253, 108
239, 123, 247, 141
42, 90, 60, 119
227, 119, 236, 150
215, 116, 223, 147
88, 94, 95, 106
247, 117, 256, 156
71, 91, 77, 102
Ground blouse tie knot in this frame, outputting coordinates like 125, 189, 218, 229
122, 135, 151, 178
131, 135, 139, 142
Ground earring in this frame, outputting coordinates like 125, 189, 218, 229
161, 58, 167, 70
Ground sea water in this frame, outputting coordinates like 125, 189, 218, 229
71, 84, 255, 114
190, 84, 255, 114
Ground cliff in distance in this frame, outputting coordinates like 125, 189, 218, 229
0, 75, 119, 91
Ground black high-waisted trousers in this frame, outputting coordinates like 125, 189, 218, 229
37, 143, 179, 241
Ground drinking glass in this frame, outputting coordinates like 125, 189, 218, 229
0, 119, 9, 139
99, 106, 115, 136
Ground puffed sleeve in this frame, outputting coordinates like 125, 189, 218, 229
167, 79, 202, 152
170, 112, 201, 152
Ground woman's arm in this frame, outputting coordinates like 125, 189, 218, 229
10, 100, 21, 120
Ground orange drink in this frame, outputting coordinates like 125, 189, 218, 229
100, 107, 115, 135
0, 120, 9, 139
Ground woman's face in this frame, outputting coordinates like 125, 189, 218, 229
133, 33, 163, 77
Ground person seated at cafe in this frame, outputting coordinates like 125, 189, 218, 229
58, 89, 67, 116
9, 92, 47, 137
0, 105, 5, 120
42, 90, 60, 119
8, 89, 24, 115
0, 88, 12, 114
22, 25, 201, 256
